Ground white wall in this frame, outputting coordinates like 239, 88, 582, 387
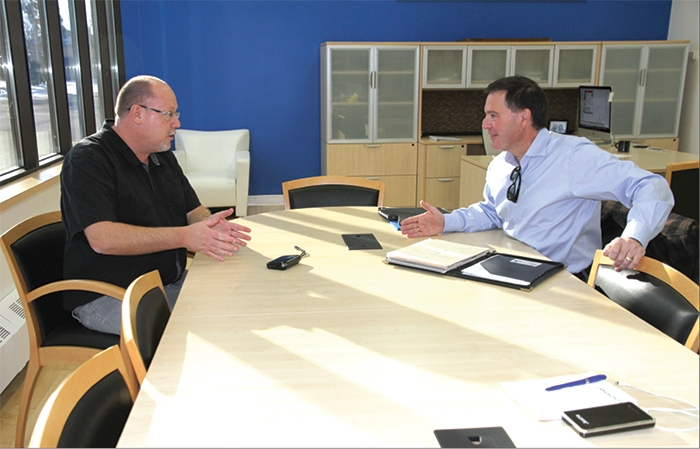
669, 0, 700, 155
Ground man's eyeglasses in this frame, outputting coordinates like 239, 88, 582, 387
507, 165, 521, 203
135, 104, 180, 121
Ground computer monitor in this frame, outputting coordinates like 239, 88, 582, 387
577, 86, 612, 144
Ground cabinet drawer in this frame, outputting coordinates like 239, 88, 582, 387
425, 177, 460, 210
425, 144, 464, 178
359, 175, 416, 207
326, 143, 418, 176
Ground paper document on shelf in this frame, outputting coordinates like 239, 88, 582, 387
501, 372, 638, 421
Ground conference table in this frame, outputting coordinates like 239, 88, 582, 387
117, 207, 698, 448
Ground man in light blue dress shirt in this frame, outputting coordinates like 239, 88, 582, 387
401, 76, 673, 278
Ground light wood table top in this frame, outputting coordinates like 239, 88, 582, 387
598, 145, 698, 174
118, 207, 698, 448
461, 146, 698, 175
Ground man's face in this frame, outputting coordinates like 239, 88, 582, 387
482, 91, 527, 153
140, 84, 181, 153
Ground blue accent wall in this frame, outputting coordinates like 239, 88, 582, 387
119, 0, 673, 195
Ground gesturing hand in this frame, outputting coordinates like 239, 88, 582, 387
400, 201, 445, 238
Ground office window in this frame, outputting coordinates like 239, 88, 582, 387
21, 0, 60, 161
58, 0, 85, 146
0, 1, 21, 174
0, 0, 123, 185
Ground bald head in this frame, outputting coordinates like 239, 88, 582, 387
115, 75, 170, 120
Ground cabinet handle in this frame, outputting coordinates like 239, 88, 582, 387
369, 71, 377, 89
437, 178, 455, 182
364, 144, 381, 148
438, 145, 456, 149
364, 176, 381, 181
639, 68, 647, 87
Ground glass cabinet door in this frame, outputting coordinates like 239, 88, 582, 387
422, 46, 466, 89
511, 46, 554, 87
328, 47, 372, 142
553, 44, 598, 87
467, 46, 510, 87
375, 46, 418, 142
600, 45, 644, 137
639, 45, 688, 137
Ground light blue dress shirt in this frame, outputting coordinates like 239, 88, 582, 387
443, 129, 674, 273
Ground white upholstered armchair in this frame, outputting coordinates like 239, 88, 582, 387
173, 129, 250, 217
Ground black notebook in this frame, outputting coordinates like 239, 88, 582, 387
453, 253, 565, 291
378, 206, 448, 223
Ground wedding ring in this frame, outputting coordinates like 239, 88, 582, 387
625, 256, 633, 262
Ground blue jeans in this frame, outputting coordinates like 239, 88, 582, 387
71, 272, 186, 335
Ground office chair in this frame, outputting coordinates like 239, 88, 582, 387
27, 345, 138, 447
588, 249, 699, 353
121, 270, 171, 385
173, 129, 251, 216
282, 175, 385, 210
0, 211, 126, 447
665, 160, 699, 222
482, 127, 499, 157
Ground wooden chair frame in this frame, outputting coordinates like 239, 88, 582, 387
588, 249, 699, 352
665, 160, 699, 184
121, 270, 170, 385
0, 211, 127, 447
282, 175, 385, 210
27, 345, 138, 448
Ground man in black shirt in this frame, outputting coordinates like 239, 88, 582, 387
61, 75, 251, 334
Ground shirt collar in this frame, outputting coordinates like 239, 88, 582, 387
101, 119, 161, 167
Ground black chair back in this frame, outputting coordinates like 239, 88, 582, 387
135, 286, 171, 369
11, 221, 70, 340
288, 185, 380, 209
57, 370, 134, 448
669, 167, 699, 222
595, 266, 698, 345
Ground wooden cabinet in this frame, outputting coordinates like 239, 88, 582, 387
511, 45, 554, 87
321, 43, 419, 143
422, 46, 467, 89
600, 42, 689, 139
322, 142, 418, 207
417, 141, 465, 210
553, 43, 599, 87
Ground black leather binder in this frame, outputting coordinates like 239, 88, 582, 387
378, 206, 447, 223
450, 253, 565, 291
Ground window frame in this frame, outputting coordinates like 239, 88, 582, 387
0, 0, 124, 186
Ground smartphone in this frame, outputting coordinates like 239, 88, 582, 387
562, 402, 655, 437
266, 254, 302, 270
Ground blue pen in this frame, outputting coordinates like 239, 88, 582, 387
545, 374, 607, 392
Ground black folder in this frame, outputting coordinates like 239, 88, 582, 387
449, 253, 565, 291
378, 206, 448, 223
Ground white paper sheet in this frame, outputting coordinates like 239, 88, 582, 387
501, 372, 638, 421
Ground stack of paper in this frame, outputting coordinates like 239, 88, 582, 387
501, 372, 638, 421
385, 238, 493, 274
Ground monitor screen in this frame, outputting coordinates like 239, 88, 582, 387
578, 86, 612, 143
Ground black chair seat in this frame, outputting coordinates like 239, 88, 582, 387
42, 318, 119, 348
